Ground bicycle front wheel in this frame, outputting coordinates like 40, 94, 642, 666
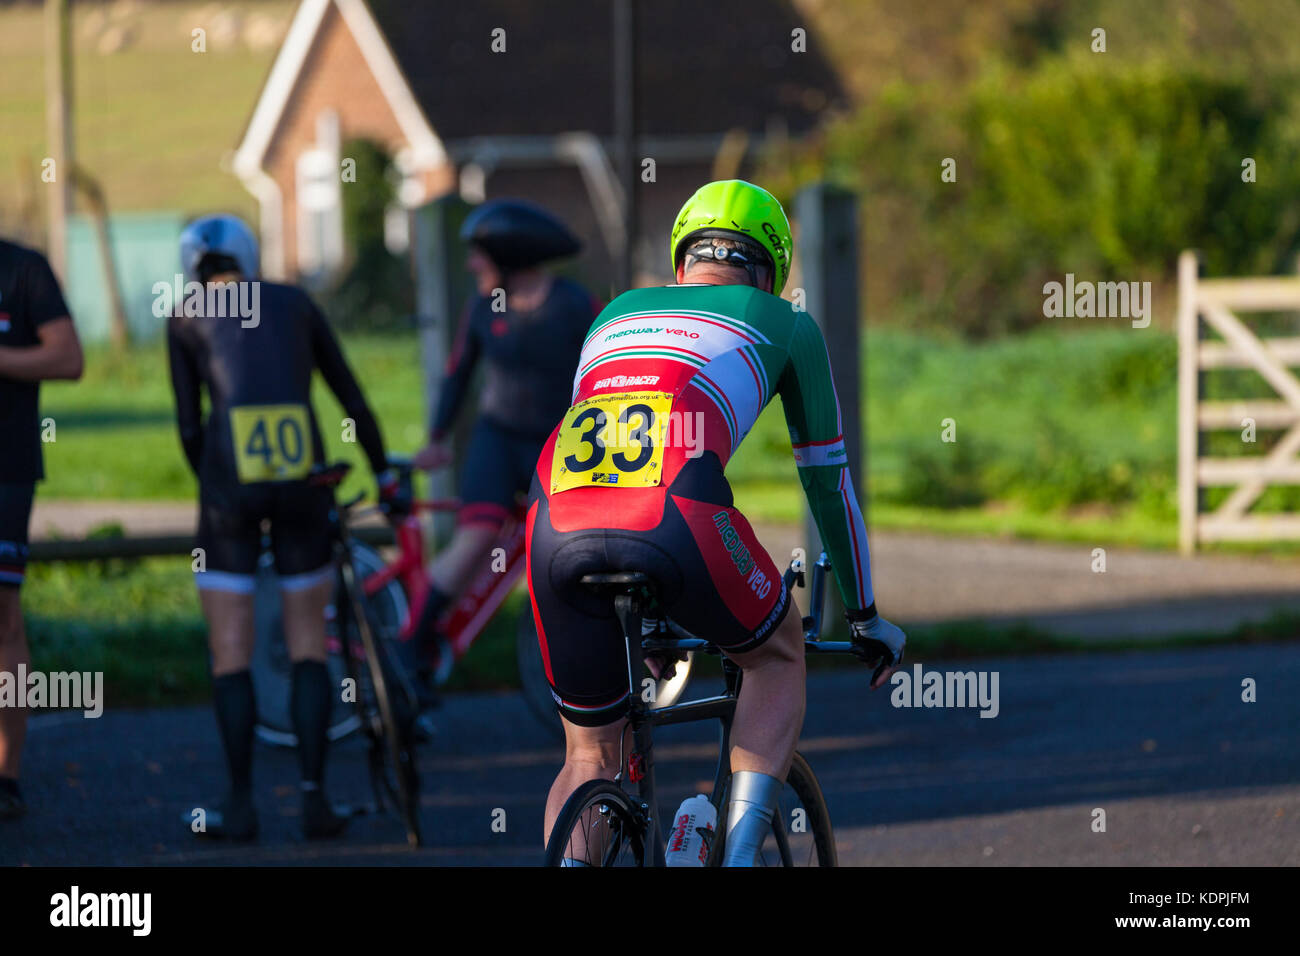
544, 780, 648, 867
337, 556, 423, 847
713, 751, 837, 867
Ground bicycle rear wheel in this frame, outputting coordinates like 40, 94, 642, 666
252, 541, 405, 746
544, 780, 648, 867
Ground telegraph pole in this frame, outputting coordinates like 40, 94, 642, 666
613, 0, 637, 292
45, 0, 74, 278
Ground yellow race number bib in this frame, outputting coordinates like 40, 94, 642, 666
229, 404, 312, 483
551, 391, 672, 494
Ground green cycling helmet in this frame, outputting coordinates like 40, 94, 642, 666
670, 179, 794, 295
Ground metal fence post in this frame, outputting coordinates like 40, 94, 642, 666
412, 194, 473, 545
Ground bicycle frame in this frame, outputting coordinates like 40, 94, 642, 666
612, 551, 851, 864
356, 500, 528, 665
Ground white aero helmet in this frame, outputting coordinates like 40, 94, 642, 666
180, 214, 259, 282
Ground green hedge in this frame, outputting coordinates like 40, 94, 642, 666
768, 55, 1300, 337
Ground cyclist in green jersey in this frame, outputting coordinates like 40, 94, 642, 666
526, 180, 906, 865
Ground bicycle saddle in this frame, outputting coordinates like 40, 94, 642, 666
578, 572, 652, 594
309, 461, 352, 488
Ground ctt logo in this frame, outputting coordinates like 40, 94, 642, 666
591, 472, 619, 485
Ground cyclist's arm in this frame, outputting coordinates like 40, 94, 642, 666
165, 316, 204, 475
429, 302, 481, 441
776, 312, 876, 617
0, 252, 81, 382
308, 304, 389, 475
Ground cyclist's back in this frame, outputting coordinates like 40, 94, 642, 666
168, 281, 385, 488
552, 281, 870, 606
167, 231, 388, 593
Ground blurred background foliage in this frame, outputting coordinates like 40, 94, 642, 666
7, 0, 1300, 527
317, 138, 413, 334
771, 0, 1300, 336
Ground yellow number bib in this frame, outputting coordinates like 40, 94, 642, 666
229, 404, 312, 484
551, 391, 672, 494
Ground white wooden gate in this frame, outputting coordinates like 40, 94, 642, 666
1178, 250, 1300, 552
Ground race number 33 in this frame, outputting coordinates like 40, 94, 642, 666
229, 404, 312, 483
551, 391, 672, 494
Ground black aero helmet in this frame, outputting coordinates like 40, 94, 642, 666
459, 199, 581, 272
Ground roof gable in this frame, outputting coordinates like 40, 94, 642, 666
234, 0, 445, 177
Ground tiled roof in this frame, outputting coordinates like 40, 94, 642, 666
366, 0, 845, 140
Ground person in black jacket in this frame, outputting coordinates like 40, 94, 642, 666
408, 200, 597, 685
0, 239, 83, 821
167, 214, 399, 840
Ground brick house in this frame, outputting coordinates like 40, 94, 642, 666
233, 0, 845, 290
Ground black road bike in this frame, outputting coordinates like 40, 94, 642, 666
544, 552, 868, 867
311, 462, 423, 847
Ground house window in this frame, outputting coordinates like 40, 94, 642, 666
296, 147, 343, 284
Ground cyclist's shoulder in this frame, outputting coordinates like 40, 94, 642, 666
0, 239, 54, 286
257, 280, 313, 313
0, 237, 39, 265
548, 274, 594, 305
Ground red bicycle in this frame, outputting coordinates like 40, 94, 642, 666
252, 459, 695, 745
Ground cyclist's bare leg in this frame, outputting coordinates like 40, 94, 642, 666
201, 590, 256, 675
722, 596, 806, 781
280, 574, 332, 662
716, 600, 806, 864
0, 588, 28, 778
544, 716, 632, 855
426, 522, 499, 595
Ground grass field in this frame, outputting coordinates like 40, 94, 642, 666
39, 324, 1184, 531
0, 1, 294, 231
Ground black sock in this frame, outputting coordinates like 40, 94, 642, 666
291, 659, 332, 789
0, 777, 19, 798
415, 587, 451, 652
213, 670, 256, 797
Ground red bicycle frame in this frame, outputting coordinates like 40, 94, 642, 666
359, 496, 527, 666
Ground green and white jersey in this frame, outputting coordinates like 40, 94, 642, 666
568, 283, 873, 611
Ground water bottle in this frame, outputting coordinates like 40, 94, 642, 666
665, 795, 716, 867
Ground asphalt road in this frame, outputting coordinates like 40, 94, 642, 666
4, 641, 1295, 866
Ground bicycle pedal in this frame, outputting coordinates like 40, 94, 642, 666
412, 713, 437, 741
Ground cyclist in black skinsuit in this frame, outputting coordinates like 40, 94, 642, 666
409, 200, 597, 682
0, 238, 83, 821
167, 214, 400, 840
